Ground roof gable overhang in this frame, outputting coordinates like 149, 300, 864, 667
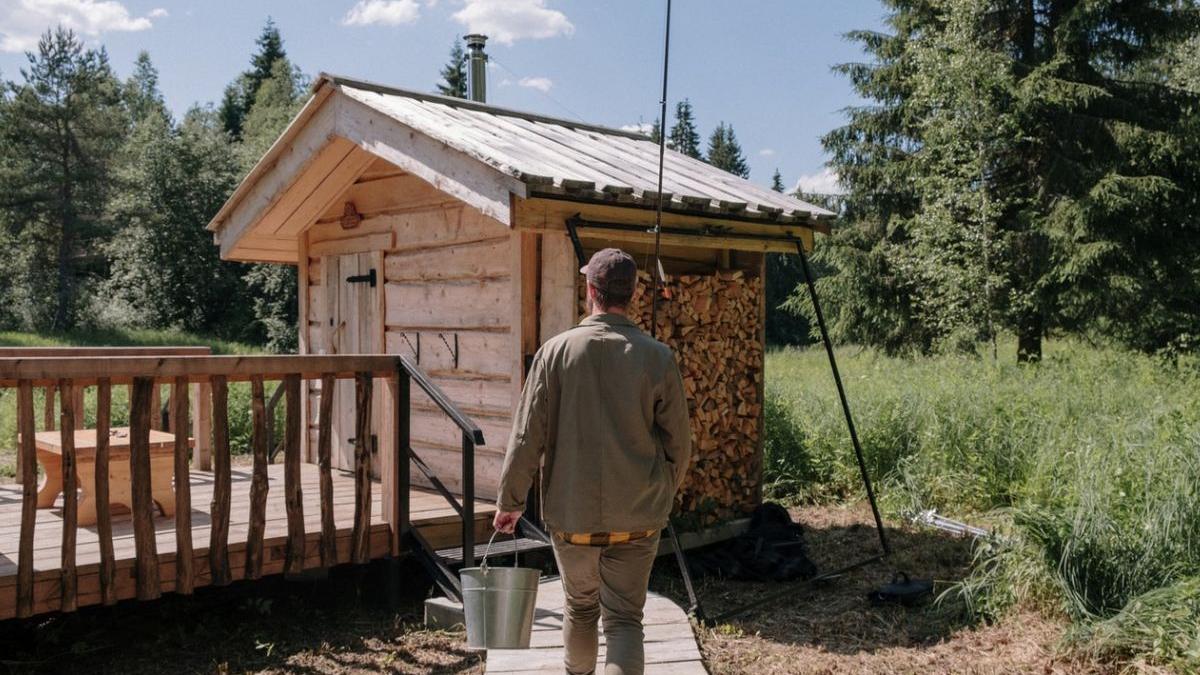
205, 82, 526, 263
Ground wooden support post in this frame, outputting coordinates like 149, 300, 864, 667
209, 376, 231, 586
59, 379, 77, 612
385, 369, 410, 557
71, 385, 84, 430
317, 374, 336, 567
172, 377, 194, 594
95, 379, 116, 606
149, 383, 161, 431
193, 381, 212, 471
245, 375, 269, 579
283, 374, 305, 574
129, 377, 160, 600
16, 381, 36, 618
42, 384, 55, 431
351, 372, 373, 564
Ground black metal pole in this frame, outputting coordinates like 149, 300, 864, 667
794, 241, 889, 554
462, 432, 475, 567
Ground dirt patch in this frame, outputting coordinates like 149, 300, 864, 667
0, 560, 482, 674
654, 503, 1116, 674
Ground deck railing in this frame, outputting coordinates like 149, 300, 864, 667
0, 353, 484, 619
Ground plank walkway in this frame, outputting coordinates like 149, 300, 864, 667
486, 576, 707, 674
0, 464, 493, 619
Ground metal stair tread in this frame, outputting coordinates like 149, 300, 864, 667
436, 537, 552, 566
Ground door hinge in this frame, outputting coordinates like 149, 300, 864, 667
346, 268, 377, 287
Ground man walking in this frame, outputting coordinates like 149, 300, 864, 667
494, 247, 692, 675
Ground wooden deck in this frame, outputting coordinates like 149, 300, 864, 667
0, 464, 494, 620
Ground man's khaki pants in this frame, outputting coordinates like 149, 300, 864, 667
551, 532, 661, 675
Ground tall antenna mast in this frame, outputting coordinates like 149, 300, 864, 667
649, 0, 672, 336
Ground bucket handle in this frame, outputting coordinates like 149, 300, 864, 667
479, 528, 521, 572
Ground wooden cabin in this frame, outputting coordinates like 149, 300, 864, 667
207, 74, 834, 525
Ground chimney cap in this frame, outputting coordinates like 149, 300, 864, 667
464, 34, 487, 49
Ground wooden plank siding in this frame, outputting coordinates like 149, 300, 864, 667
300, 165, 517, 500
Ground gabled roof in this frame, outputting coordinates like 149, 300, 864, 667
206, 73, 833, 263
324, 74, 834, 226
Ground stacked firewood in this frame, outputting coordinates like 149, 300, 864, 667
579, 270, 763, 524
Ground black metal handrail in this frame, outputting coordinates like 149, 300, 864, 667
399, 354, 484, 444
395, 354, 485, 571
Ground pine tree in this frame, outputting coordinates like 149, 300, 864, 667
668, 99, 701, 159
437, 40, 468, 98
815, 0, 1200, 360
0, 28, 125, 330
649, 118, 662, 145
237, 56, 306, 351
705, 122, 749, 178
218, 18, 291, 139
771, 169, 785, 193
124, 51, 166, 124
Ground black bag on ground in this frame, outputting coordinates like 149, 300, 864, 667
686, 502, 818, 582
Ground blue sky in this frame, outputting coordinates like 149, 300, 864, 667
0, 0, 887, 193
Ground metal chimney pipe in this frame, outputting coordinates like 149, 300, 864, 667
464, 34, 488, 103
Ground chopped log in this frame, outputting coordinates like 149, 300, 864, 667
95, 379, 116, 606
283, 374, 305, 574
172, 377, 194, 594
16, 381, 36, 618
579, 269, 765, 525
318, 373, 337, 567
129, 377, 160, 600
58, 379, 77, 612
245, 375, 269, 579
209, 375, 231, 585
351, 372, 373, 564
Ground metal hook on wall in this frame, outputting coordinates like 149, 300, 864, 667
400, 332, 421, 364
437, 332, 459, 369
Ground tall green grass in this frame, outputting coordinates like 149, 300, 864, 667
765, 341, 1200, 669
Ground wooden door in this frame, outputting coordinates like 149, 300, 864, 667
322, 252, 382, 473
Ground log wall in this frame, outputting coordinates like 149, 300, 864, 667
301, 164, 514, 498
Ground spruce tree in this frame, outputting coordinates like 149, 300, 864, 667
705, 122, 749, 178
649, 118, 662, 145
437, 40, 468, 98
819, 0, 1200, 359
0, 28, 125, 330
218, 18, 291, 139
771, 169, 785, 193
668, 99, 701, 159
124, 51, 166, 124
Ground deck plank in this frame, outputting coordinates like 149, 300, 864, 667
0, 464, 494, 619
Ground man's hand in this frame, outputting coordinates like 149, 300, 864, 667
493, 510, 522, 535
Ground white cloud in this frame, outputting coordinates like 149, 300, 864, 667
342, 0, 421, 26
620, 122, 653, 135
758, 148, 776, 157
147, 8, 167, 19
452, 0, 573, 45
0, 0, 164, 53
517, 75, 552, 92
793, 167, 844, 195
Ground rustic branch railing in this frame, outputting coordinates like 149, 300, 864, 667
0, 353, 485, 619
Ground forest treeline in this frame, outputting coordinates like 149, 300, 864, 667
808, 0, 1200, 361
0, 22, 305, 351
2, 3, 1198, 361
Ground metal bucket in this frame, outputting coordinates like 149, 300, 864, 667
460, 532, 541, 650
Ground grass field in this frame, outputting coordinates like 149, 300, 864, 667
764, 341, 1200, 671
0, 329, 266, 480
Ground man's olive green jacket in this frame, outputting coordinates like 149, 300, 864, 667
496, 313, 692, 534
